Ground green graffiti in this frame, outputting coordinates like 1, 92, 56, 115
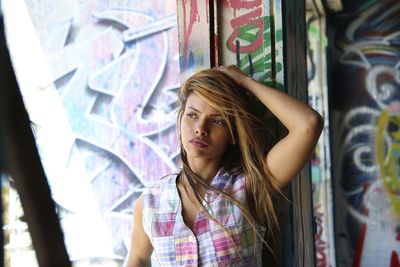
227, 15, 284, 89
308, 25, 327, 47
376, 111, 400, 219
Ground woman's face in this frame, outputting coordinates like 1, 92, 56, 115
180, 92, 231, 164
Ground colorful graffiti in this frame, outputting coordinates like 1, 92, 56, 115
219, 0, 284, 88
177, 0, 284, 88
4, 0, 181, 265
306, 10, 336, 267
332, 0, 400, 266
177, 0, 212, 80
376, 111, 400, 219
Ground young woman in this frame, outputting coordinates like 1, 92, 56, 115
127, 65, 324, 266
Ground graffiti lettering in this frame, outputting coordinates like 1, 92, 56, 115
229, 0, 262, 14
228, 9, 283, 86
182, 0, 199, 53
227, 7, 263, 53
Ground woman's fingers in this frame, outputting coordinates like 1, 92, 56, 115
215, 65, 248, 86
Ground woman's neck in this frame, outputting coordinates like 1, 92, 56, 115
187, 157, 221, 183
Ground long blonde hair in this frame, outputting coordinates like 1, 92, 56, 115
177, 68, 281, 251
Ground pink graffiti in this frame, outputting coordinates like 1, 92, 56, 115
227, 6, 264, 53
314, 205, 328, 267
182, 0, 200, 53
20, 1, 181, 262
230, 0, 262, 12
49, 21, 177, 187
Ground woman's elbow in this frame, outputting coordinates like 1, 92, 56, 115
127, 256, 151, 267
303, 111, 324, 137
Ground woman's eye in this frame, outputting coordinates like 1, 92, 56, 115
213, 119, 224, 125
186, 113, 196, 118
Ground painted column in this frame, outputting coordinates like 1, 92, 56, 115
306, 4, 336, 267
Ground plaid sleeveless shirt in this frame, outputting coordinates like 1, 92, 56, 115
141, 169, 266, 266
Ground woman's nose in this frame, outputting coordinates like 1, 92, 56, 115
195, 121, 208, 136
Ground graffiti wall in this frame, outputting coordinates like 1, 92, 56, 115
176, 0, 214, 80
3, 0, 180, 265
331, 0, 400, 266
177, 0, 284, 88
217, 0, 284, 88
306, 8, 336, 267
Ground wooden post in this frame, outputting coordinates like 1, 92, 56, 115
282, 0, 316, 266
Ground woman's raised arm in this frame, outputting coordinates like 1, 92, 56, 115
217, 65, 324, 188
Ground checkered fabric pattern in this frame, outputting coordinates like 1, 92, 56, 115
142, 169, 266, 266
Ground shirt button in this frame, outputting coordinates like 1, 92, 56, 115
188, 235, 195, 242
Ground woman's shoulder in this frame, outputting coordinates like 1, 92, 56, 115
140, 173, 179, 210
146, 173, 178, 188
141, 173, 178, 197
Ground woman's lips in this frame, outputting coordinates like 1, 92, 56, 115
189, 138, 208, 148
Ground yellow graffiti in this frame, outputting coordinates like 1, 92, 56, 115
376, 111, 400, 219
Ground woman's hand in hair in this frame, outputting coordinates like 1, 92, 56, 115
214, 65, 253, 90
